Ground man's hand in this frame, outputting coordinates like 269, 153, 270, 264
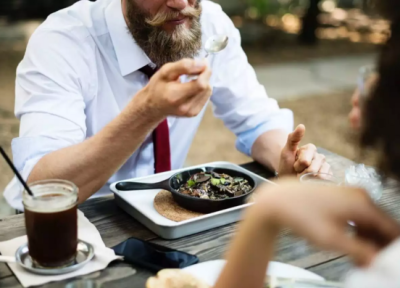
256, 180, 400, 266
141, 58, 212, 119
28, 59, 212, 203
279, 124, 330, 176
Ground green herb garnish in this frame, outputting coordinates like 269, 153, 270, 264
187, 179, 196, 187
211, 178, 220, 186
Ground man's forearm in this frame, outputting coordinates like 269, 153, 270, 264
251, 129, 288, 172
28, 92, 163, 202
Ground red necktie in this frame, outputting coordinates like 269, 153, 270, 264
139, 65, 171, 173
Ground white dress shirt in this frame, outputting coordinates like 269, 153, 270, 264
4, 0, 293, 211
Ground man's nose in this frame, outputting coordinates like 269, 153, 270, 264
166, 0, 188, 11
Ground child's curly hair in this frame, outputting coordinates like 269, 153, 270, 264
361, 0, 400, 179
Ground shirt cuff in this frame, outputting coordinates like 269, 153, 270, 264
235, 109, 294, 156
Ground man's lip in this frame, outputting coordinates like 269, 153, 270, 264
167, 17, 187, 24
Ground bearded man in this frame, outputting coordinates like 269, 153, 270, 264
5, 0, 330, 210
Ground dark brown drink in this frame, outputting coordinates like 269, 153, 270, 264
23, 181, 78, 268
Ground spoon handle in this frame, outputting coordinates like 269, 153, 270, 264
186, 54, 210, 82
0, 256, 17, 263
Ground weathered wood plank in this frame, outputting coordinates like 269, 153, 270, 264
0, 151, 397, 288
0, 264, 12, 280
0, 215, 27, 242
308, 257, 353, 282
0, 215, 27, 280
287, 250, 343, 269
0, 275, 21, 288
0, 262, 152, 288
150, 224, 342, 270
78, 195, 158, 247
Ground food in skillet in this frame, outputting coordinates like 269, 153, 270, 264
178, 171, 252, 200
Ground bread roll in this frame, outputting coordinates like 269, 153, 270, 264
146, 269, 210, 288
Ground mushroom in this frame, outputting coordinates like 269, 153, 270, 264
195, 174, 211, 183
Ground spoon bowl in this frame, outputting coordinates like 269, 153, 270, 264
204, 35, 229, 55
186, 34, 229, 81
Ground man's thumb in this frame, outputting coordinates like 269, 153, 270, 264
286, 124, 306, 152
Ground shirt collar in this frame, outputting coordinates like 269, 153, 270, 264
105, 0, 151, 76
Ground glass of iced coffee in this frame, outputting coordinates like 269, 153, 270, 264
23, 180, 78, 268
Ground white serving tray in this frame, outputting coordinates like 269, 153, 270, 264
110, 161, 275, 239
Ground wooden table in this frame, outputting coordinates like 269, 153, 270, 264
1, 148, 400, 288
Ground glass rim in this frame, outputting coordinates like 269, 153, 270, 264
299, 172, 340, 182
27, 179, 78, 189
23, 179, 78, 208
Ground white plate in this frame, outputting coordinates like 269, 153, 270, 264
183, 260, 324, 286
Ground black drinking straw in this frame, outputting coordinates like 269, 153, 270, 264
0, 146, 34, 196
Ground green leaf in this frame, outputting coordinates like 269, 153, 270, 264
211, 178, 220, 186
220, 178, 226, 184
187, 179, 196, 187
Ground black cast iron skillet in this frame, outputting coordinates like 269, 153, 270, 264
115, 167, 257, 214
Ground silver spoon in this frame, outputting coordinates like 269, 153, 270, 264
187, 34, 229, 81
203, 34, 229, 58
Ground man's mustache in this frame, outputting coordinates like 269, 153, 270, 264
145, 6, 202, 27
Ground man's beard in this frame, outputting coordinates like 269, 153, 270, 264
126, 1, 203, 67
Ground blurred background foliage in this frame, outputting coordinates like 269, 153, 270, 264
0, 0, 387, 47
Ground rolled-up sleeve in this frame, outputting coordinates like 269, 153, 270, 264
3, 28, 93, 210
209, 8, 293, 156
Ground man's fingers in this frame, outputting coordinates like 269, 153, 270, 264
173, 67, 212, 98
160, 59, 208, 81
181, 82, 213, 117
167, 67, 212, 116
299, 154, 326, 175
286, 124, 306, 152
185, 90, 212, 117
196, 65, 212, 87
293, 144, 317, 173
319, 162, 331, 174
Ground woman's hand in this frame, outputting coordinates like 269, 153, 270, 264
257, 179, 400, 266
349, 89, 362, 130
215, 179, 400, 288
